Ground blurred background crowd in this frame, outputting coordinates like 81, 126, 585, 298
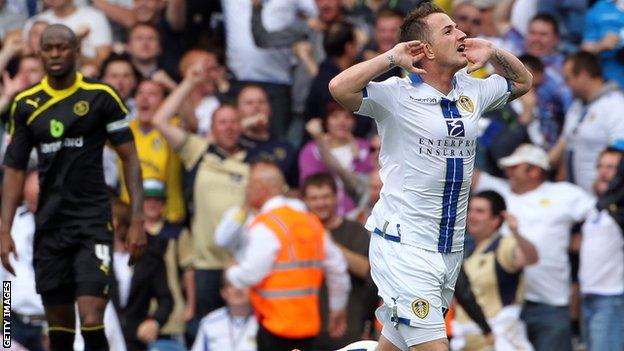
0, 0, 623, 350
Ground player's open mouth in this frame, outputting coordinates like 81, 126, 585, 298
457, 44, 465, 52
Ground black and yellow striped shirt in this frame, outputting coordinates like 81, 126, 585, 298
3, 72, 133, 230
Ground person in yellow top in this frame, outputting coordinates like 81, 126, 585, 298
151, 61, 251, 342
119, 80, 186, 223
453, 191, 538, 351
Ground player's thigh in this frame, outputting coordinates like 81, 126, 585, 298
441, 250, 463, 310
408, 338, 449, 351
33, 229, 75, 295
73, 224, 113, 298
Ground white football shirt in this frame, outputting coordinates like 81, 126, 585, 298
357, 70, 510, 253
475, 172, 596, 306
562, 85, 624, 193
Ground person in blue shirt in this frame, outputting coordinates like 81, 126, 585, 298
582, 0, 624, 88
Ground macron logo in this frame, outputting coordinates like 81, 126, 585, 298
446, 120, 465, 137
409, 96, 439, 104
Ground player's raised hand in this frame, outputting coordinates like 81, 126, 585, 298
464, 38, 495, 73
389, 40, 427, 74
0, 233, 17, 276
126, 217, 146, 265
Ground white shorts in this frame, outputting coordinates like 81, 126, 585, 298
370, 233, 463, 348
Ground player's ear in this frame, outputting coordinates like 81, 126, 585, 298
424, 43, 435, 60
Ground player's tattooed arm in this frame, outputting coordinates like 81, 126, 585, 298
464, 38, 532, 101
490, 48, 532, 101
387, 54, 397, 69
330, 40, 426, 111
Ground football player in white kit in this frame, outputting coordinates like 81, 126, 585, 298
329, 3, 532, 351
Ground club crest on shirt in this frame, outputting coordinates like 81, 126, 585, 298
458, 95, 474, 113
73, 100, 90, 116
539, 199, 551, 207
412, 299, 429, 319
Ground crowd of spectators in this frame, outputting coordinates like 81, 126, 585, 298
0, 0, 623, 350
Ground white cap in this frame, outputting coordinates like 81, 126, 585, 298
498, 143, 551, 171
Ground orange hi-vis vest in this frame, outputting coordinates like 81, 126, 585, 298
249, 205, 326, 339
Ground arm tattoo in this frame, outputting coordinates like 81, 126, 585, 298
387, 54, 396, 69
493, 49, 523, 101
493, 50, 519, 80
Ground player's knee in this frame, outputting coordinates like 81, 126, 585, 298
77, 295, 106, 326
79, 311, 104, 327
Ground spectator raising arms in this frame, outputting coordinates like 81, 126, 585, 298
300, 102, 372, 216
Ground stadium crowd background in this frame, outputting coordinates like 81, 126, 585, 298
0, 0, 623, 350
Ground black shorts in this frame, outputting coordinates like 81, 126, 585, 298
34, 223, 113, 305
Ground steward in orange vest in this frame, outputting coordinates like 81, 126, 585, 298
224, 162, 350, 351
249, 205, 326, 338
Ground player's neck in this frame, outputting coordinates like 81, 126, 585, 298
47, 71, 78, 90
422, 66, 456, 95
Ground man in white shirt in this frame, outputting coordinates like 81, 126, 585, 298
28, 0, 112, 67
579, 146, 624, 351
473, 143, 595, 351
220, 0, 317, 138
549, 51, 624, 193
329, 3, 532, 350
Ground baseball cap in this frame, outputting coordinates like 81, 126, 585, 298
498, 144, 551, 171
143, 179, 166, 198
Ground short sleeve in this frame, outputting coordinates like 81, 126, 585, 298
102, 89, 133, 145
496, 235, 519, 274
3, 101, 34, 170
473, 171, 510, 197
477, 74, 511, 113
568, 186, 596, 222
177, 133, 209, 170
355, 76, 401, 122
